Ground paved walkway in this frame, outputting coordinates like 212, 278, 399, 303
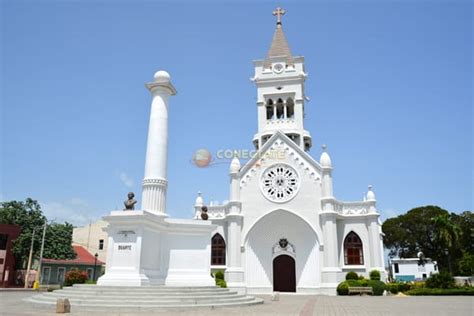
1, 291, 472, 315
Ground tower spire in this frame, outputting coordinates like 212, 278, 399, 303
265, 7, 293, 68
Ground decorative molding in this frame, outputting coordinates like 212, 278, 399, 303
272, 238, 295, 256
142, 178, 168, 187
333, 201, 372, 216
240, 135, 321, 188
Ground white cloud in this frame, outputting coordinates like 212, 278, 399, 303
118, 171, 135, 188
41, 199, 99, 227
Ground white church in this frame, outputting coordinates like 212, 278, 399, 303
97, 8, 385, 295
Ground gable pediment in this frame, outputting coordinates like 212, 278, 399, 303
239, 131, 322, 188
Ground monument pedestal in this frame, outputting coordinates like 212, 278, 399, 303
97, 210, 216, 287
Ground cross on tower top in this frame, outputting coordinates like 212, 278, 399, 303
273, 7, 286, 26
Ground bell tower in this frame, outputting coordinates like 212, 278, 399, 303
252, 7, 312, 151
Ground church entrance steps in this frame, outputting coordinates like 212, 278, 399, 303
23, 284, 264, 310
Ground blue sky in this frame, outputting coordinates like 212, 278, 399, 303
1, 0, 472, 226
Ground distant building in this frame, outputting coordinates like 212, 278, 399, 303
389, 258, 438, 282
72, 220, 108, 263
40, 245, 104, 285
0, 224, 21, 287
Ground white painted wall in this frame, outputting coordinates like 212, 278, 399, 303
390, 259, 438, 281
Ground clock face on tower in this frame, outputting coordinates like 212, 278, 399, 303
260, 163, 300, 203
273, 63, 284, 74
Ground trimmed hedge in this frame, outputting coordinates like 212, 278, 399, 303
368, 280, 386, 296
406, 288, 474, 296
336, 279, 386, 296
216, 279, 227, 288
214, 270, 224, 280
345, 271, 359, 280
369, 270, 381, 281
213, 270, 226, 288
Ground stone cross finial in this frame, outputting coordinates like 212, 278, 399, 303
273, 7, 286, 25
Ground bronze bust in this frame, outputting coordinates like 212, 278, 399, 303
124, 192, 137, 210
200, 206, 208, 220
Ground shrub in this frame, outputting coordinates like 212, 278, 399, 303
412, 281, 426, 289
359, 279, 369, 286
426, 272, 455, 289
368, 280, 386, 296
406, 288, 474, 296
398, 282, 412, 292
345, 271, 358, 280
216, 279, 227, 288
64, 270, 88, 286
369, 270, 381, 281
337, 281, 349, 295
387, 283, 399, 294
214, 270, 224, 280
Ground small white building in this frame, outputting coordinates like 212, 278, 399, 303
389, 258, 438, 282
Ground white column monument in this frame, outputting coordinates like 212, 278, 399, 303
141, 71, 176, 214
97, 71, 215, 287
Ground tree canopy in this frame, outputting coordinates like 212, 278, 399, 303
383, 206, 473, 276
0, 198, 76, 267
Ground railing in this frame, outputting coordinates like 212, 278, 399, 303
266, 118, 296, 125
334, 201, 371, 215
194, 204, 229, 220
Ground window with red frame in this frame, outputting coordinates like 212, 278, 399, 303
344, 232, 364, 265
211, 234, 226, 265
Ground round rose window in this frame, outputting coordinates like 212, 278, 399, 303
261, 164, 299, 203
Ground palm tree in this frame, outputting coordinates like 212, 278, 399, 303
432, 213, 461, 274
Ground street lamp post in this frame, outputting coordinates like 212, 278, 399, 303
93, 253, 98, 281
34, 222, 48, 288
24, 228, 36, 288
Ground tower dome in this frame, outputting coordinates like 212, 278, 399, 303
153, 70, 171, 83
366, 185, 376, 201
195, 191, 204, 206
319, 144, 332, 168
229, 156, 241, 173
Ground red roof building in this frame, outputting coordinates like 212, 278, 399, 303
40, 245, 104, 285
42, 245, 104, 265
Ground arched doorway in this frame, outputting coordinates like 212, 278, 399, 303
273, 255, 296, 292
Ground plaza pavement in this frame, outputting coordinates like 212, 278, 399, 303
0, 291, 472, 316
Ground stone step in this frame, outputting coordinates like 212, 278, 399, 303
29, 294, 252, 304
73, 284, 221, 290
33, 293, 246, 302
59, 287, 230, 294
24, 285, 264, 310
25, 296, 264, 311
51, 290, 237, 299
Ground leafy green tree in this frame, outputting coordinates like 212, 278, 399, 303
457, 252, 474, 276
432, 213, 461, 273
42, 223, 76, 260
382, 206, 472, 274
452, 211, 474, 255
0, 198, 75, 265
382, 205, 447, 259
0, 199, 46, 266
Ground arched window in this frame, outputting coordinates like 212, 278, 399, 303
276, 98, 284, 119
286, 98, 294, 119
344, 232, 364, 265
266, 99, 274, 120
211, 234, 226, 265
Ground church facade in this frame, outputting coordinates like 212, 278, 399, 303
194, 9, 385, 294
97, 8, 385, 296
